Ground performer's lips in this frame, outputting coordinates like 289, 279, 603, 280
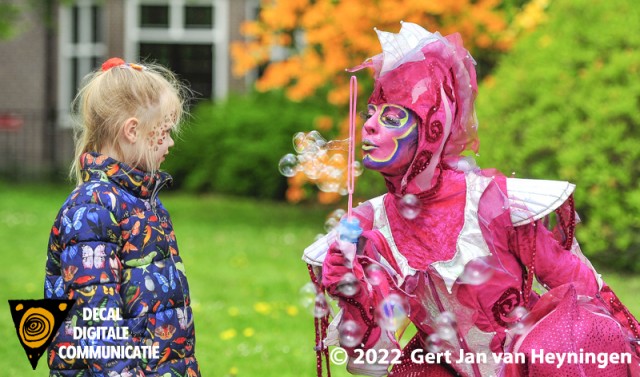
362, 140, 377, 151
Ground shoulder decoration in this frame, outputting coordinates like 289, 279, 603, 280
507, 178, 575, 226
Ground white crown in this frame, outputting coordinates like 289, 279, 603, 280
375, 22, 445, 76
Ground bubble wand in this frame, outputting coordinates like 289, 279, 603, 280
347, 75, 357, 219
338, 76, 363, 245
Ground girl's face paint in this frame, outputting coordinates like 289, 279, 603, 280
146, 111, 176, 170
361, 103, 418, 175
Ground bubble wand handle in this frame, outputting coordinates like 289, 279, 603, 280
347, 75, 357, 219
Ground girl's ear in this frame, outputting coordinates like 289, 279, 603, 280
122, 117, 139, 143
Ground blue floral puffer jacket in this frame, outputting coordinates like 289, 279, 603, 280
45, 152, 199, 377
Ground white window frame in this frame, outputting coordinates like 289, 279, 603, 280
125, 0, 229, 99
57, 0, 107, 127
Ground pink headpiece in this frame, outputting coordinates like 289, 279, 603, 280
351, 22, 479, 195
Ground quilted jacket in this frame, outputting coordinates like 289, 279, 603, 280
45, 152, 199, 377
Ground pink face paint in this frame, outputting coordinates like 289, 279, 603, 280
361, 103, 418, 175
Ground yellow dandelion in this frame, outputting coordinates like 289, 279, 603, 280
286, 305, 299, 316
228, 306, 240, 317
254, 302, 272, 315
220, 328, 237, 340
243, 327, 255, 337
229, 366, 239, 375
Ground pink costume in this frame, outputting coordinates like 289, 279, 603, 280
303, 23, 640, 377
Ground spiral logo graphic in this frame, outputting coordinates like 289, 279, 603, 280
19, 307, 54, 349
9, 299, 75, 370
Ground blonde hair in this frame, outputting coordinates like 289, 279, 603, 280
70, 61, 190, 185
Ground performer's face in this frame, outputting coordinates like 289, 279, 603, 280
361, 103, 418, 175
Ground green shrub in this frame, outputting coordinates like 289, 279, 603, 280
164, 90, 342, 199
475, 0, 640, 271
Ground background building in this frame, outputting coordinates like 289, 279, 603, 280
0, 0, 258, 178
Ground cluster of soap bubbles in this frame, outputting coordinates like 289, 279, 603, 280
278, 131, 363, 194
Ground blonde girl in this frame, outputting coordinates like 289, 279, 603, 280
45, 58, 200, 377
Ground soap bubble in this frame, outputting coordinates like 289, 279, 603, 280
435, 312, 457, 341
365, 264, 385, 286
324, 209, 346, 233
307, 130, 328, 148
337, 272, 359, 297
399, 194, 420, 220
437, 325, 456, 341
324, 218, 339, 233
427, 333, 444, 353
293, 132, 309, 153
313, 293, 330, 318
458, 259, 494, 285
278, 154, 299, 177
299, 282, 317, 310
299, 154, 322, 180
505, 306, 530, 335
509, 306, 528, 321
318, 179, 341, 193
282, 130, 363, 195
509, 321, 529, 335
455, 156, 478, 173
435, 311, 456, 327
376, 294, 409, 331
339, 320, 364, 348
328, 153, 346, 167
352, 161, 364, 176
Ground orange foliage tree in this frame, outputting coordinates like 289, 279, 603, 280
231, 0, 545, 202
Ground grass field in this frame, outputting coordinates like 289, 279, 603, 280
1, 182, 638, 376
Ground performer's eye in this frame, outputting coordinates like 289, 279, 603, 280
359, 110, 373, 120
381, 115, 400, 127
380, 104, 410, 128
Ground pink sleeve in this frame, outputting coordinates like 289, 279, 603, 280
512, 221, 599, 296
320, 202, 385, 352
322, 240, 381, 351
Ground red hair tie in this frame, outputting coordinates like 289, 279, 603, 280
102, 57, 126, 71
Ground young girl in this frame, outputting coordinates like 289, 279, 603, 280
304, 23, 640, 377
44, 58, 200, 377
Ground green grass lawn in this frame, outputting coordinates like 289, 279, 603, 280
0, 182, 638, 376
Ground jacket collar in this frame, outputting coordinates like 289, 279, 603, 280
80, 152, 172, 199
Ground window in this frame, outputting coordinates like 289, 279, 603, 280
139, 43, 214, 99
140, 5, 169, 28
58, 0, 107, 124
185, 5, 214, 29
127, 0, 227, 101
